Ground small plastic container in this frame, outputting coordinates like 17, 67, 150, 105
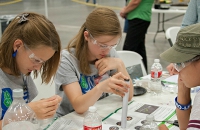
83, 106, 102, 130
140, 115, 159, 130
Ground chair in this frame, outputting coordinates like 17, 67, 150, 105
117, 50, 147, 77
166, 26, 180, 47
31, 73, 55, 101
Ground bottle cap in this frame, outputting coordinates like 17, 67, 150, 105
88, 106, 97, 112
154, 59, 160, 63
146, 115, 155, 122
13, 88, 23, 97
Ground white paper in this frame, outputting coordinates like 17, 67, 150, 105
47, 118, 82, 130
103, 102, 179, 130
46, 102, 179, 130
162, 75, 178, 84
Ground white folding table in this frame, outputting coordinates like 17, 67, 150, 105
152, 8, 186, 43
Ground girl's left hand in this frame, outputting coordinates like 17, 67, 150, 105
95, 57, 123, 76
120, 7, 126, 18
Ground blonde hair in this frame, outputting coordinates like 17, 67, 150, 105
67, 7, 122, 75
0, 12, 61, 84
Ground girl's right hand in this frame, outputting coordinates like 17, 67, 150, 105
96, 72, 130, 97
28, 95, 62, 119
166, 63, 178, 75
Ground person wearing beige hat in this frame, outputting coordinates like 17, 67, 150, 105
166, 0, 200, 75
159, 23, 200, 130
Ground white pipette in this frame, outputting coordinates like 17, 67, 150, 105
121, 79, 130, 129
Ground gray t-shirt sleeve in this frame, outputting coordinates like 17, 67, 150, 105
54, 50, 79, 91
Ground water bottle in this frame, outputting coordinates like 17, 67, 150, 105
150, 59, 163, 95
140, 115, 158, 130
151, 59, 162, 81
83, 106, 102, 130
2, 89, 39, 130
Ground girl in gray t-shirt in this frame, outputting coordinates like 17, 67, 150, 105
55, 7, 133, 117
0, 12, 62, 121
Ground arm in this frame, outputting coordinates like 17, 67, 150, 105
0, 120, 2, 130
120, 0, 141, 18
28, 95, 62, 119
181, 0, 198, 28
95, 57, 133, 101
176, 76, 191, 130
63, 72, 130, 114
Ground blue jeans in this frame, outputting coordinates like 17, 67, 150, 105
86, 0, 96, 4
123, 18, 129, 33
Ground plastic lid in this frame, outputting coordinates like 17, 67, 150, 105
154, 59, 160, 63
13, 88, 23, 97
146, 115, 155, 122
88, 106, 97, 112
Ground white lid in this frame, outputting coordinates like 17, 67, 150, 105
154, 59, 160, 63
13, 88, 23, 97
146, 115, 154, 122
88, 106, 97, 112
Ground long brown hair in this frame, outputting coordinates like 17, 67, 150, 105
0, 12, 61, 84
67, 7, 122, 75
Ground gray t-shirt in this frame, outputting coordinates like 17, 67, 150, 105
0, 69, 38, 119
55, 48, 119, 117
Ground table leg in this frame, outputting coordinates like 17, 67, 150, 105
44, 0, 48, 18
162, 13, 165, 33
153, 13, 166, 43
153, 13, 162, 43
153, 13, 184, 43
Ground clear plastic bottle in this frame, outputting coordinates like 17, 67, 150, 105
83, 106, 102, 130
2, 89, 39, 130
151, 59, 162, 81
140, 115, 159, 130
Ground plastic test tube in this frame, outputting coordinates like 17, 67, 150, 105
121, 79, 130, 129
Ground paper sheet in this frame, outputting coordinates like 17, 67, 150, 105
103, 101, 179, 130
46, 102, 179, 130
46, 118, 82, 130
161, 75, 178, 84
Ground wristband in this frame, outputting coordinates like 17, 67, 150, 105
175, 96, 191, 110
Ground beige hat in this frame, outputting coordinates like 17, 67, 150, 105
160, 23, 200, 63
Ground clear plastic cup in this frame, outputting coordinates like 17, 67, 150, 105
148, 81, 162, 95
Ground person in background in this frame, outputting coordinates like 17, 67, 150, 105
55, 7, 133, 117
0, 12, 62, 128
160, 23, 200, 130
123, 0, 129, 33
167, 0, 200, 75
86, 0, 96, 5
120, 0, 154, 72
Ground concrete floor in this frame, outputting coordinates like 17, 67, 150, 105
0, 0, 185, 73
